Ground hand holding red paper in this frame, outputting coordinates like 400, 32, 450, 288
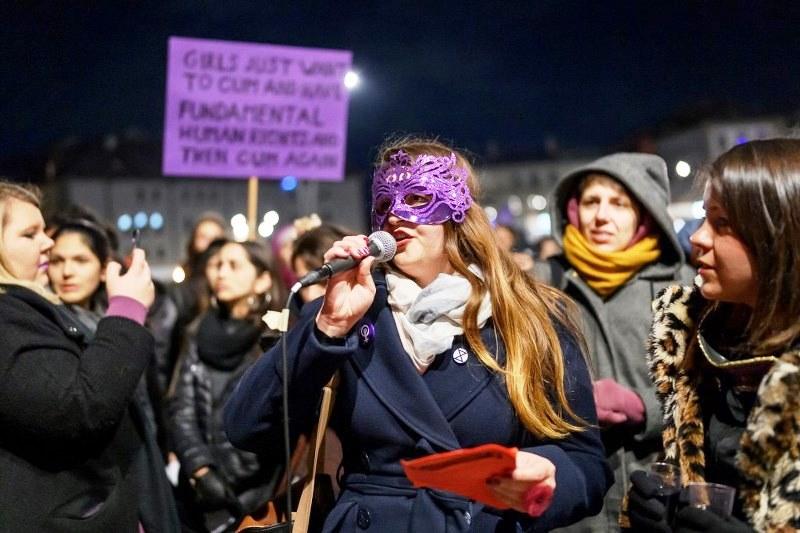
401, 444, 555, 517
487, 449, 556, 517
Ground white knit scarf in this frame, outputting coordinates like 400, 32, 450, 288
386, 265, 493, 373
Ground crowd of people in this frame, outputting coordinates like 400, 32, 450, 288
1, 136, 799, 532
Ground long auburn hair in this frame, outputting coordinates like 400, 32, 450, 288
375, 137, 587, 439
0, 180, 59, 303
701, 138, 800, 356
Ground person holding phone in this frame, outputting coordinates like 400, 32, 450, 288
225, 137, 612, 532
627, 139, 800, 532
49, 215, 181, 462
0, 180, 179, 531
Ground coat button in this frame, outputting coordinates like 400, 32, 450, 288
356, 507, 371, 529
66, 326, 80, 337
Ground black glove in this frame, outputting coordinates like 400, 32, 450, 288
674, 506, 753, 533
192, 467, 240, 512
627, 470, 672, 533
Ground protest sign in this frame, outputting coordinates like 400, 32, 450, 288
163, 36, 351, 180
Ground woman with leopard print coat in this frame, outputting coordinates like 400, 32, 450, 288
626, 139, 800, 532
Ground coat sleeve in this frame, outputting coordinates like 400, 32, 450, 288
521, 331, 613, 531
0, 297, 152, 450
224, 301, 355, 454
168, 342, 215, 476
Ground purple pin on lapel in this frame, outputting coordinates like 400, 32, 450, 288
359, 322, 375, 347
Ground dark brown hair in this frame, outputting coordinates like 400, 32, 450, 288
290, 223, 351, 272
184, 212, 226, 278
702, 138, 800, 355
232, 240, 286, 322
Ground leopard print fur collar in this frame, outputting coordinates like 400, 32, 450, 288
648, 285, 800, 532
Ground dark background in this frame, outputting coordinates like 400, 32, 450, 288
3, 0, 800, 177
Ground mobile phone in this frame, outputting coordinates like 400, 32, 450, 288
130, 228, 141, 253
119, 229, 141, 275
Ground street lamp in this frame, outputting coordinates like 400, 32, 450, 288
344, 70, 361, 90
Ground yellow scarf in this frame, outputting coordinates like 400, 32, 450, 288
562, 224, 661, 297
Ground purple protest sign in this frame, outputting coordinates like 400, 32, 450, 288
163, 36, 351, 180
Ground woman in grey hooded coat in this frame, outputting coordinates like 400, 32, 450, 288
535, 153, 695, 531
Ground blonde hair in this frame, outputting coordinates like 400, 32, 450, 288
375, 137, 587, 439
0, 180, 59, 303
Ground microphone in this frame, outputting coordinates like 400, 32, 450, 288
291, 231, 397, 291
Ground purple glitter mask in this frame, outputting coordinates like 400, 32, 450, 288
371, 150, 473, 230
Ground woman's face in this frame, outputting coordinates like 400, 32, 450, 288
48, 232, 104, 307
193, 220, 224, 254
578, 174, 640, 253
1, 198, 53, 282
204, 249, 221, 287
495, 226, 515, 253
210, 243, 271, 307
384, 213, 453, 287
690, 186, 757, 307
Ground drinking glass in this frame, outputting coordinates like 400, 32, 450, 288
649, 462, 681, 523
684, 482, 736, 518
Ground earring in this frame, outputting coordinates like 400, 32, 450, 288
247, 292, 271, 312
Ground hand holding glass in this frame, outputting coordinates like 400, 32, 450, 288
649, 462, 681, 523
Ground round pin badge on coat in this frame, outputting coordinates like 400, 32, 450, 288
358, 322, 375, 347
452, 347, 469, 365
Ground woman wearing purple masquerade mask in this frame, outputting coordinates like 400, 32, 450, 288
225, 137, 611, 532
370, 150, 473, 230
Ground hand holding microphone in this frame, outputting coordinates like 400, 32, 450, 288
314, 231, 396, 338
293, 231, 396, 290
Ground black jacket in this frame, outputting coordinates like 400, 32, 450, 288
145, 280, 180, 457
0, 284, 179, 532
169, 311, 279, 515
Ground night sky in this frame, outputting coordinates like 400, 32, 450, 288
3, 1, 800, 174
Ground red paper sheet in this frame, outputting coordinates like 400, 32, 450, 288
401, 443, 518, 509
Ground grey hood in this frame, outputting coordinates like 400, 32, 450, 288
549, 152, 684, 265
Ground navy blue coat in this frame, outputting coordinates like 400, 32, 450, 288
225, 274, 611, 532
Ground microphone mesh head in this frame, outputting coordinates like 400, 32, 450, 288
368, 231, 397, 262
